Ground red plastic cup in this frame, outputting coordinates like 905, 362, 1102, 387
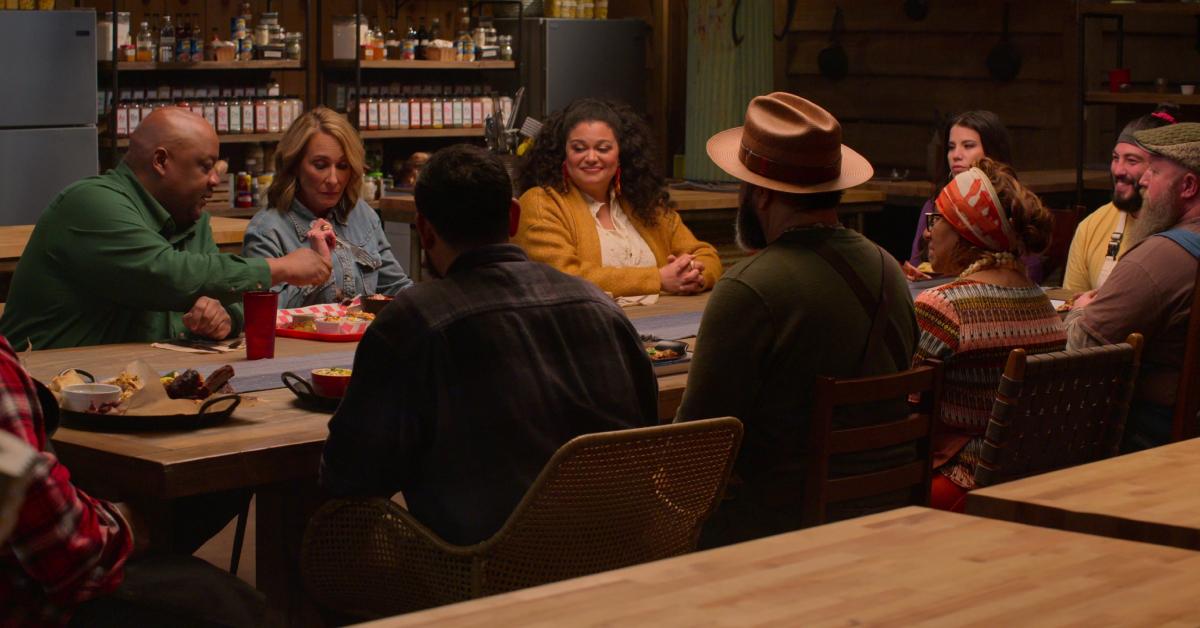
243, 291, 278, 360
1109, 68, 1131, 93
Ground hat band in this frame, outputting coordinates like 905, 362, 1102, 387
738, 143, 841, 185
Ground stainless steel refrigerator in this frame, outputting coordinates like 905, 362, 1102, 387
0, 10, 98, 226
500, 18, 648, 120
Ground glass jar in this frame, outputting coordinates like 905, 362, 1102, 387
254, 98, 269, 133
96, 12, 131, 61
286, 33, 303, 60
499, 35, 513, 61
228, 98, 243, 134
241, 99, 255, 134
254, 23, 271, 48
216, 100, 230, 133
332, 15, 370, 60
267, 98, 281, 133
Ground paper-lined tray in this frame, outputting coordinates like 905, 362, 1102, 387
276, 327, 364, 342
50, 361, 242, 432
60, 395, 240, 431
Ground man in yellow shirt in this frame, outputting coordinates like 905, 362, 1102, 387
1064, 106, 1179, 292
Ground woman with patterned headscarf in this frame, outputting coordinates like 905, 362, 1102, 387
914, 157, 1066, 512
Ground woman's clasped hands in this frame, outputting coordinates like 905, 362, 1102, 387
660, 254, 706, 294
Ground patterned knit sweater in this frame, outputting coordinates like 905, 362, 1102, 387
914, 279, 1066, 489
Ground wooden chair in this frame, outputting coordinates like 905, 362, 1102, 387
1171, 263, 1200, 442
974, 334, 1144, 488
1042, 205, 1084, 283
802, 361, 944, 527
299, 417, 743, 620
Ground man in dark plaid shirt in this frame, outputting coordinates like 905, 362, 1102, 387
0, 336, 132, 626
321, 145, 658, 546
0, 335, 263, 627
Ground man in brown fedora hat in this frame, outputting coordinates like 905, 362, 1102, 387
675, 92, 917, 547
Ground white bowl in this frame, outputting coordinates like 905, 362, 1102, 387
62, 383, 122, 412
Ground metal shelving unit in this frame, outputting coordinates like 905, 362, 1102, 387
1075, 0, 1200, 204
99, 0, 310, 167
315, 0, 523, 139
101, 132, 286, 148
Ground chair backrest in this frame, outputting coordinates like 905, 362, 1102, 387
1172, 263, 1200, 442
975, 334, 1144, 488
801, 361, 943, 527
301, 417, 744, 618
478, 416, 743, 595
1043, 205, 1084, 281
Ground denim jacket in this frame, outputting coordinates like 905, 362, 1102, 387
242, 198, 413, 308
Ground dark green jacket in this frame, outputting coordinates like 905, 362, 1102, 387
0, 163, 271, 350
677, 227, 918, 547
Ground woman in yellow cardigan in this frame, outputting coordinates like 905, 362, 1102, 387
515, 99, 721, 297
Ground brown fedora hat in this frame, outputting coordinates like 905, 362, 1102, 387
707, 92, 873, 194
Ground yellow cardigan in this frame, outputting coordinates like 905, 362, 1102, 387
515, 185, 722, 297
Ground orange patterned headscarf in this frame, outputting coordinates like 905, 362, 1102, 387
934, 167, 1017, 253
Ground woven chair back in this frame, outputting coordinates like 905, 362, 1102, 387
301, 498, 476, 617
479, 416, 743, 595
301, 417, 743, 618
1172, 263, 1200, 441
975, 334, 1143, 488
802, 361, 944, 527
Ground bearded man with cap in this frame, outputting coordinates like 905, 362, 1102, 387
1063, 105, 1179, 292
1067, 122, 1200, 451
674, 93, 918, 547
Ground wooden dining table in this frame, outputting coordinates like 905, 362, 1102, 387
0, 216, 250, 275
360, 506, 1200, 627
20, 293, 709, 621
377, 187, 886, 280
862, 168, 1112, 208
967, 438, 1200, 552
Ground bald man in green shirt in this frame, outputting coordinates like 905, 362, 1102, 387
0, 108, 332, 350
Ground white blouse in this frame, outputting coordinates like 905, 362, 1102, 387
584, 190, 657, 269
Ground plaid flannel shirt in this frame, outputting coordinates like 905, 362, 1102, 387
0, 336, 132, 627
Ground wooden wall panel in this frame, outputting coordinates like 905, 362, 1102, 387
778, 0, 1077, 176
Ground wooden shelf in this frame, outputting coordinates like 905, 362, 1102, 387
359, 128, 484, 139
1079, 2, 1200, 17
323, 59, 515, 70
1085, 91, 1200, 105
101, 132, 285, 148
99, 60, 303, 71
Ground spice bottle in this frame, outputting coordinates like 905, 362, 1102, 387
136, 21, 155, 62
254, 98, 269, 133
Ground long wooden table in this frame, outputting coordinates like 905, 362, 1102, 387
21, 294, 707, 621
378, 188, 886, 280
967, 438, 1200, 552
863, 168, 1112, 208
361, 507, 1200, 627
0, 216, 250, 274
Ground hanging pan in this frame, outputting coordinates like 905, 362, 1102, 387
986, 3, 1022, 82
817, 6, 849, 81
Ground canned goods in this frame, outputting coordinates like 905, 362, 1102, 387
231, 16, 247, 41
238, 37, 254, 61
235, 172, 254, 208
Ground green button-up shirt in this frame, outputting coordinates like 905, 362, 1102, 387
0, 162, 272, 350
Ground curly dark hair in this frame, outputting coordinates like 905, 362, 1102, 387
517, 98, 671, 226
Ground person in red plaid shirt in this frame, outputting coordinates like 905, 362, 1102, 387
0, 336, 264, 627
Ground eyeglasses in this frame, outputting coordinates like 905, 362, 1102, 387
924, 211, 943, 228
